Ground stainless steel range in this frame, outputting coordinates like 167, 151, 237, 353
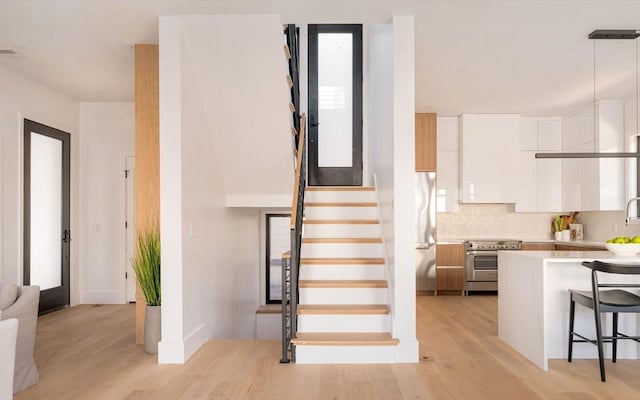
465, 239, 522, 293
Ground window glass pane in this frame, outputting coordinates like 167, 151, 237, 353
318, 33, 353, 167
30, 132, 62, 290
268, 215, 290, 302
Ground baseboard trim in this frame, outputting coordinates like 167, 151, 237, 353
158, 324, 207, 364
79, 290, 123, 304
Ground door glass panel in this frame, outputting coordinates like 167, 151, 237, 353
30, 132, 62, 290
267, 215, 290, 303
318, 33, 353, 167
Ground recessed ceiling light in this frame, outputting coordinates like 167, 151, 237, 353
0, 49, 17, 55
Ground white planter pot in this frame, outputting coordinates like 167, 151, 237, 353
144, 305, 161, 354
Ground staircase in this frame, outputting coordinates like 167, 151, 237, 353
291, 186, 399, 364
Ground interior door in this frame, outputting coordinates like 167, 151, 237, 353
308, 24, 363, 186
23, 119, 71, 314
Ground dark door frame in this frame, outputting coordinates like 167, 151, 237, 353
308, 24, 363, 186
23, 119, 71, 314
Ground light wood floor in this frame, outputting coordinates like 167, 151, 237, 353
14, 295, 640, 400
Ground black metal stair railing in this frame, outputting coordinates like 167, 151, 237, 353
281, 114, 306, 364
284, 24, 301, 149
280, 24, 305, 364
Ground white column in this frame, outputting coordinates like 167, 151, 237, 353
392, 15, 419, 362
158, 16, 186, 364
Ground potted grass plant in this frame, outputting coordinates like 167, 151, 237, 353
132, 224, 161, 354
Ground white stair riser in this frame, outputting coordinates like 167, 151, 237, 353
304, 206, 377, 220
302, 224, 381, 238
299, 265, 386, 280
299, 288, 388, 305
295, 345, 398, 364
297, 315, 390, 333
301, 243, 383, 258
305, 191, 375, 203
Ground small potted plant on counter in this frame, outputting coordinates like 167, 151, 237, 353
553, 216, 563, 241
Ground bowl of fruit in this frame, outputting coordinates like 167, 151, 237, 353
604, 236, 640, 256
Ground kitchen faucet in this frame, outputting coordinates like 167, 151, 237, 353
625, 197, 640, 225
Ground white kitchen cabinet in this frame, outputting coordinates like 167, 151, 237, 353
538, 118, 562, 151
515, 116, 562, 213
561, 100, 624, 211
460, 114, 521, 203
520, 117, 539, 151
436, 117, 459, 212
436, 150, 459, 212
436, 117, 459, 151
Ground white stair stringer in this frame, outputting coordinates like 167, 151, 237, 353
295, 344, 399, 364
298, 287, 388, 305
299, 264, 386, 280
302, 222, 381, 238
305, 188, 376, 203
301, 242, 384, 258
304, 205, 377, 220
293, 187, 398, 364
297, 314, 391, 333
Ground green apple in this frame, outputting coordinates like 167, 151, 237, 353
606, 239, 614, 243
613, 237, 626, 244
632, 236, 640, 244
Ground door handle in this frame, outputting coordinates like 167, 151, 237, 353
62, 229, 72, 243
310, 118, 319, 127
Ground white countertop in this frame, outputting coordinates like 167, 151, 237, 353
500, 250, 640, 263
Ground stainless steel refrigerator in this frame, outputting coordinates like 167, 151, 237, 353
415, 172, 437, 291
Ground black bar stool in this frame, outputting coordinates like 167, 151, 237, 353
568, 260, 640, 381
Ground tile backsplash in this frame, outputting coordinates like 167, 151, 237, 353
438, 205, 640, 242
578, 211, 640, 241
437, 204, 558, 240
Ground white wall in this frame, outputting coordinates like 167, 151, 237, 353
180, 15, 294, 208
391, 16, 418, 362
159, 16, 263, 364
367, 23, 394, 275
367, 17, 418, 363
0, 65, 79, 306
78, 102, 134, 303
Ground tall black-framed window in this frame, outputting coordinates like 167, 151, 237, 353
266, 213, 291, 304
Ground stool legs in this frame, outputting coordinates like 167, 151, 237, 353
612, 312, 619, 363
593, 304, 606, 382
568, 295, 575, 363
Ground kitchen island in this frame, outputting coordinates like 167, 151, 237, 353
498, 250, 640, 370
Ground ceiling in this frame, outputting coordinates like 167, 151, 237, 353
0, 0, 639, 116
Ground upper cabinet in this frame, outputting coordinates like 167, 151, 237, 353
561, 100, 624, 211
436, 117, 459, 212
415, 113, 437, 172
516, 117, 562, 212
460, 114, 521, 203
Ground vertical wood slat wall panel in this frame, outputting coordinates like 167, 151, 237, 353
134, 44, 159, 345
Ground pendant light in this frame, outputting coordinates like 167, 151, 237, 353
535, 29, 640, 160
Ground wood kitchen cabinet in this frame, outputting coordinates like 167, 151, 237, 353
554, 244, 603, 251
435, 243, 465, 295
522, 243, 555, 251
415, 113, 437, 172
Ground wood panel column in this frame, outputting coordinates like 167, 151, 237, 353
134, 44, 159, 344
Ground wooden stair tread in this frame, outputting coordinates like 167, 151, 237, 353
292, 332, 399, 346
302, 238, 382, 244
298, 304, 390, 315
304, 219, 380, 225
306, 186, 375, 192
305, 202, 377, 207
299, 280, 388, 288
301, 258, 384, 265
